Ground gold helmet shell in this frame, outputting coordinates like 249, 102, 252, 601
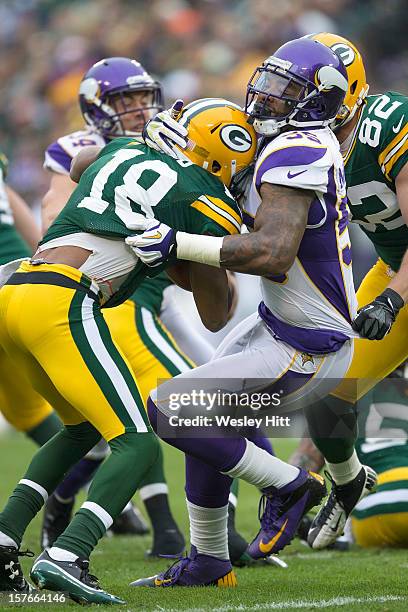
309, 33, 369, 127
175, 98, 257, 187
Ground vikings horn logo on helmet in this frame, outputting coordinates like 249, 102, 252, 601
316, 65, 348, 92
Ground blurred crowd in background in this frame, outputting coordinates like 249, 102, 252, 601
0, 0, 405, 291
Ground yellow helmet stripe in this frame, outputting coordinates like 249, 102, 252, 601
191, 200, 240, 235
179, 98, 243, 128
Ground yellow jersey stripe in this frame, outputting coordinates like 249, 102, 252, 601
383, 135, 408, 180
191, 200, 239, 235
204, 195, 242, 225
378, 122, 408, 168
378, 467, 408, 486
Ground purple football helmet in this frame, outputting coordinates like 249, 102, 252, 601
245, 38, 348, 136
79, 57, 164, 139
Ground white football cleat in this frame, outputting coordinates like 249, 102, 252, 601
307, 465, 377, 550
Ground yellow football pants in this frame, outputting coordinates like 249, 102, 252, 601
352, 468, 408, 547
104, 299, 193, 406
0, 262, 149, 441
332, 258, 408, 403
0, 344, 53, 432
0, 265, 193, 434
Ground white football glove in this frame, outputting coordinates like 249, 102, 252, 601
143, 99, 189, 159
125, 219, 176, 267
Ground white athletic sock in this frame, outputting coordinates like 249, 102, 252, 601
223, 440, 299, 489
48, 546, 78, 562
139, 483, 168, 501
187, 500, 229, 560
0, 530, 18, 548
326, 450, 362, 485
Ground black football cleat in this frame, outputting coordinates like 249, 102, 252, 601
146, 525, 185, 558
41, 494, 74, 550
227, 503, 250, 567
0, 545, 34, 592
30, 550, 124, 605
109, 502, 149, 536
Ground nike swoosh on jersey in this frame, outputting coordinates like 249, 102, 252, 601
259, 518, 288, 554
392, 115, 405, 133
287, 169, 307, 179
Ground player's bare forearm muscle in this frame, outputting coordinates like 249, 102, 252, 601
189, 262, 229, 332
42, 173, 77, 234
388, 164, 408, 302
219, 183, 312, 275
6, 185, 41, 252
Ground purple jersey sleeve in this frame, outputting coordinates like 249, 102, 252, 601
255, 145, 327, 192
44, 141, 72, 174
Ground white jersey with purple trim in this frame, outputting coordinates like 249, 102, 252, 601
44, 128, 106, 175
244, 127, 358, 354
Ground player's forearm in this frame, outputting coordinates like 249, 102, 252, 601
6, 186, 41, 252
220, 232, 289, 275
176, 231, 291, 276
41, 174, 76, 235
387, 248, 408, 302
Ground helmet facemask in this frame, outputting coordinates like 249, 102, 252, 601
79, 61, 164, 140
246, 60, 340, 136
102, 86, 163, 138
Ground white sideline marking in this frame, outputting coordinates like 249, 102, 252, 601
159, 595, 406, 611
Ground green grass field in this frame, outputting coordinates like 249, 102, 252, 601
0, 433, 407, 611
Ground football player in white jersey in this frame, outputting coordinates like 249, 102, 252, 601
127, 38, 376, 588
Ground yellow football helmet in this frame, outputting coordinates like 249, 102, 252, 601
309, 33, 369, 127
175, 98, 257, 187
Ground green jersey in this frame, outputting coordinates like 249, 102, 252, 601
355, 377, 408, 475
130, 273, 173, 315
41, 137, 241, 307
0, 150, 31, 264
345, 91, 408, 271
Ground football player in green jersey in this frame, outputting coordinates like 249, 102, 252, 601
292, 362, 408, 548
0, 149, 64, 451
303, 32, 408, 550
41, 56, 190, 558
0, 100, 256, 603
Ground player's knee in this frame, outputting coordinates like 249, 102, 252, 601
108, 430, 160, 468
63, 421, 102, 448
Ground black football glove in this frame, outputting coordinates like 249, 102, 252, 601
352, 288, 404, 340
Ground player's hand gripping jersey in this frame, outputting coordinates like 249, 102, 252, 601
344, 91, 408, 272
40, 137, 242, 307
244, 127, 357, 354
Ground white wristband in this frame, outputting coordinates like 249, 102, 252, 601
176, 232, 224, 268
